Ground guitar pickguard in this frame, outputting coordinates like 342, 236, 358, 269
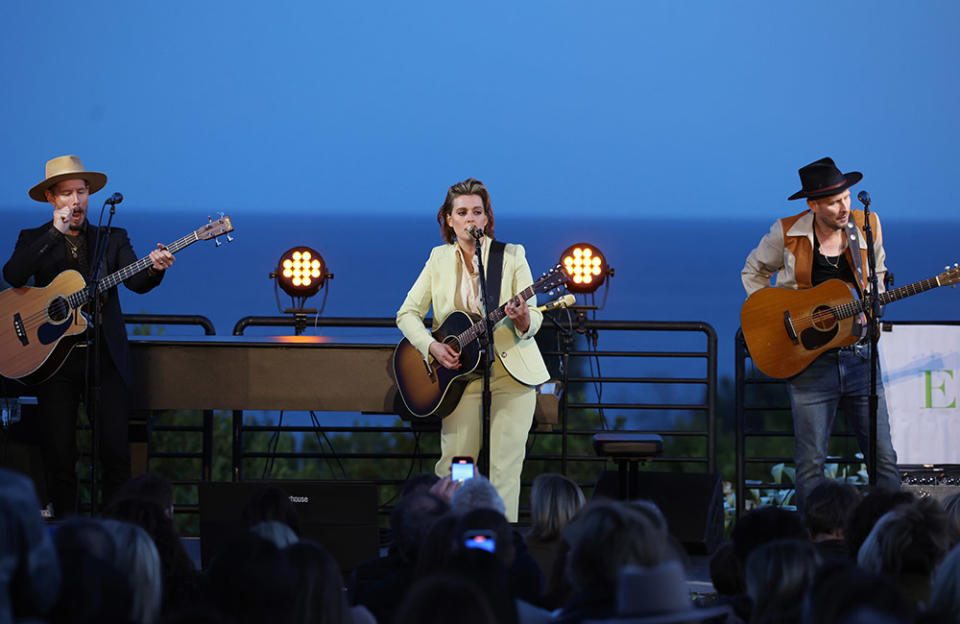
37, 314, 75, 346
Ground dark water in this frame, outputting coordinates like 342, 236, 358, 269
2, 208, 957, 381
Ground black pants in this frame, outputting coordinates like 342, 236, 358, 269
35, 342, 130, 516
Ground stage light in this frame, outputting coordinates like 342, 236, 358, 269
559, 243, 609, 294
275, 247, 329, 299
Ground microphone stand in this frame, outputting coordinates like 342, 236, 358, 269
857, 191, 881, 488
472, 232, 494, 478
85, 199, 116, 514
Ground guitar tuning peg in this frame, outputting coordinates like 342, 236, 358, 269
217, 211, 225, 219
215, 237, 222, 247
226, 234, 234, 243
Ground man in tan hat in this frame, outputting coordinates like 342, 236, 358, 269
3, 155, 175, 517
741, 156, 899, 511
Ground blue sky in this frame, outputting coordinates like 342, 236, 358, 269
2, 1, 959, 220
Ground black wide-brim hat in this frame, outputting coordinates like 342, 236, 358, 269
788, 156, 862, 201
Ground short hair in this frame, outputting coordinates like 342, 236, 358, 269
395, 573, 497, 624
845, 489, 917, 558
564, 499, 671, 591
391, 492, 450, 564
241, 486, 301, 536
529, 473, 585, 541
732, 505, 807, 566
929, 543, 960, 621
802, 562, 914, 624
110, 472, 174, 513
436, 178, 495, 244
101, 519, 163, 624
941, 490, 960, 546
450, 475, 506, 516
857, 497, 951, 579
745, 539, 821, 624
803, 480, 862, 538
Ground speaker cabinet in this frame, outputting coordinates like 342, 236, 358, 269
594, 470, 723, 555
199, 481, 379, 571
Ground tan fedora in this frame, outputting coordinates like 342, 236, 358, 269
29, 155, 107, 202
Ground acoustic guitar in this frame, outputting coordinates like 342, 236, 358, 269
393, 264, 569, 418
740, 264, 960, 379
0, 215, 234, 384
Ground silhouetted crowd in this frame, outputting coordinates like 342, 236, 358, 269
5, 466, 960, 624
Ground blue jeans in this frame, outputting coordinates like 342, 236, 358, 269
787, 344, 900, 510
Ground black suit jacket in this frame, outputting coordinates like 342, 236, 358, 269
3, 220, 164, 387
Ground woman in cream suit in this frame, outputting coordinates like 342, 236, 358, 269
396, 178, 549, 522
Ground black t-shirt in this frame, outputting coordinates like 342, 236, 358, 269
811, 233, 858, 289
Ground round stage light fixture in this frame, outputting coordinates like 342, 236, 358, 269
275, 247, 329, 299
559, 243, 608, 294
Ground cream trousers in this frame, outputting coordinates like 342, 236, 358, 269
435, 358, 535, 522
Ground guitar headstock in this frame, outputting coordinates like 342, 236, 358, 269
939, 263, 960, 287
195, 215, 235, 241
533, 264, 571, 296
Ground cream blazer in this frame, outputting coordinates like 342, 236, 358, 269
396, 242, 550, 387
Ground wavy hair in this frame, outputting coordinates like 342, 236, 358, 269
436, 178, 495, 244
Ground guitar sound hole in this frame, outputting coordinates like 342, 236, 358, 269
811, 304, 837, 330
47, 297, 70, 323
444, 337, 461, 354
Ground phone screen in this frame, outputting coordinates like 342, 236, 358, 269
464, 531, 496, 553
451, 457, 473, 482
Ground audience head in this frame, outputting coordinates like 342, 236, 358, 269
241, 486, 301, 536
845, 489, 916, 558
101, 519, 163, 624
708, 541, 744, 596
857, 497, 951, 592
928, 542, 960, 623
205, 532, 297, 624
563, 499, 672, 592
415, 513, 458, 578
450, 475, 506, 516
745, 538, 820, 624
110, 472, 175, 518
440, 549, 519, 624
940, 490, 960, 546
802, 562, 914, 624
732, 505, 807, 567
528, 473, 585, 541
399, 473, 441, 498
250, 520, 300, 548
454, 507, 515, 568
395, 574, 497, 624
391, 491, 449, 564
803, 480, 861, 540
285, 541, 351, 624
51, 517, 133, 624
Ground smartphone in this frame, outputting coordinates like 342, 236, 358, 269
451, 456, 474, 482
463, 529, 496, 553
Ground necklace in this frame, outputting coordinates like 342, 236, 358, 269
822, 253, 841, 268
64, 236, 80, 259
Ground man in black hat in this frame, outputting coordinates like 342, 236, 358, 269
3, 155, 175, 517
741, 156, 899, 510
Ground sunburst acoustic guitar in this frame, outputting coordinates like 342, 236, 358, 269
393, 264, 569, 418
740, 264, 960, 379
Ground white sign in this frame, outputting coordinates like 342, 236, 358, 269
880, 324, 960, 464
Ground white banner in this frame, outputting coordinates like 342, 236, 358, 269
880, 324, 960, 464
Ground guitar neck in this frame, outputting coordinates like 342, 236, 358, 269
834, 276, 944, 320
457, 284, 536, 346
66, 230, 201, 309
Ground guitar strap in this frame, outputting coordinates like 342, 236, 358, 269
845, 222, 867, 297
485, 240, 506, 315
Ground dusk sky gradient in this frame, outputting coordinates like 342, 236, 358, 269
3, 1, 959, 220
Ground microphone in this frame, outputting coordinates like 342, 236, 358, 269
105, 192, 123, 205
466, 225, 484, 240
538, 294, 576, 312
857, 190, 870, 207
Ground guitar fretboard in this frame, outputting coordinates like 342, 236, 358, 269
456, 285, 536, 346
65, 231, 201, 310
831, 276, 943, 320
